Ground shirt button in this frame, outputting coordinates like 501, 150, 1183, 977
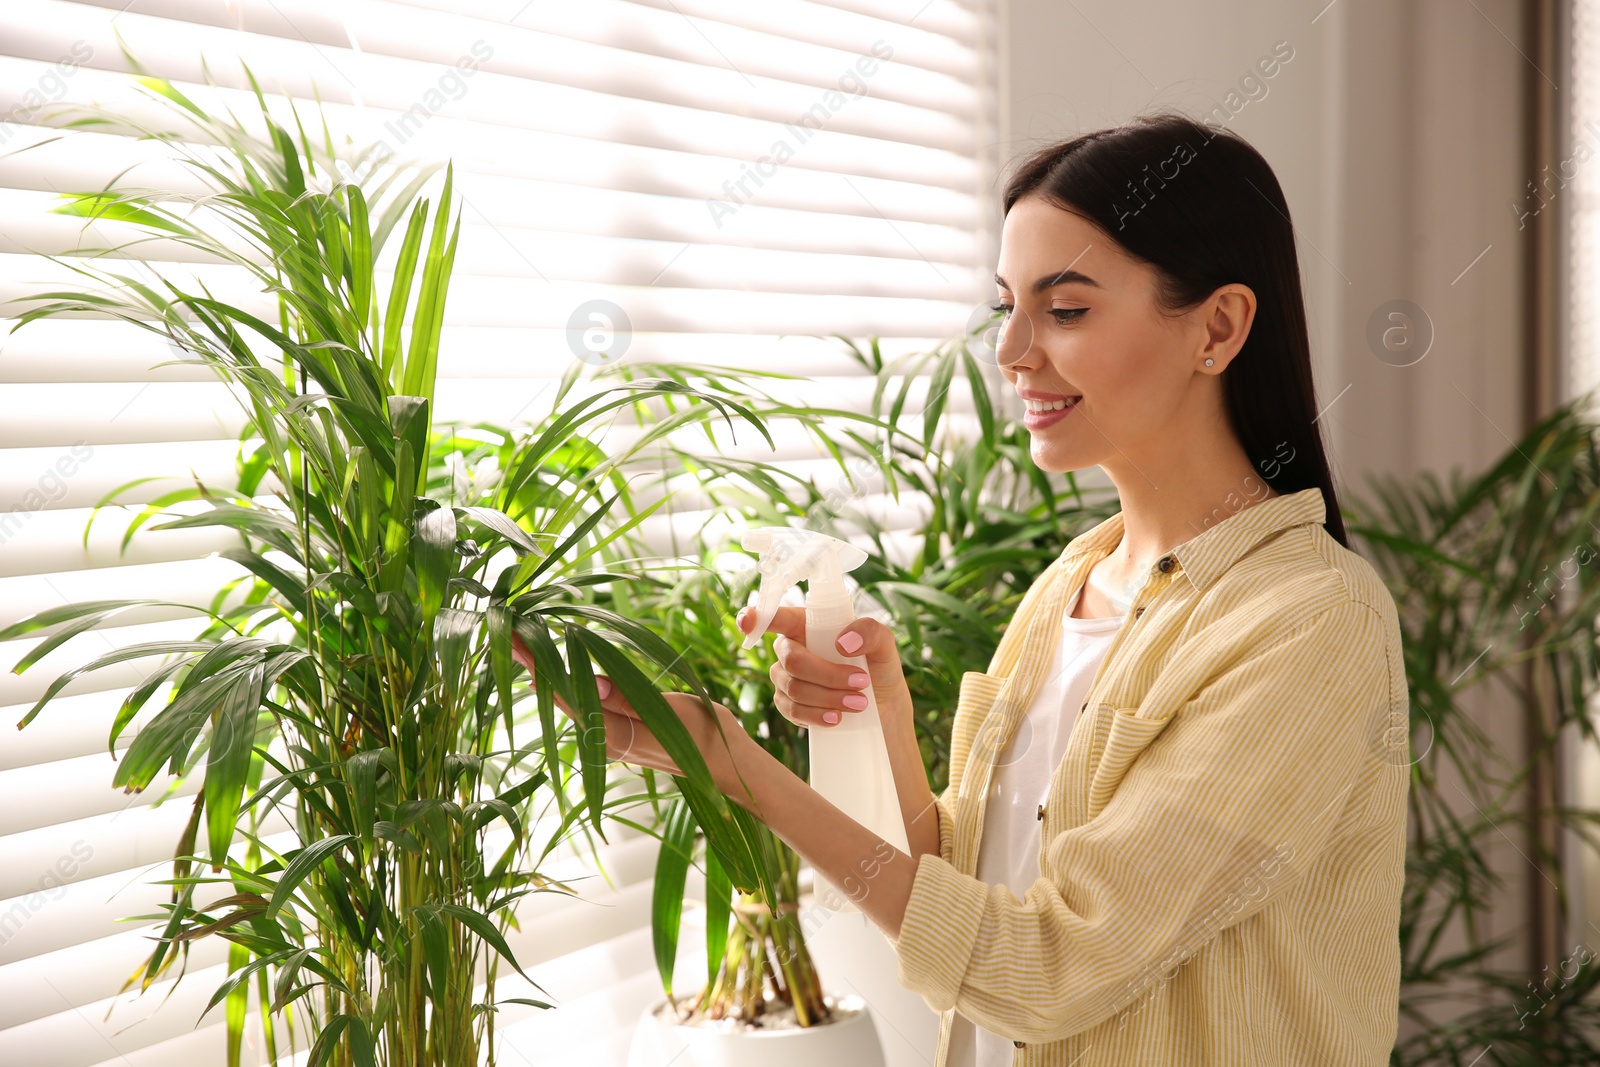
1014, 1040, 1026, 1048
1157, 555, 1175, 573
1037, 803, 1045, 821
1134, 606, 1145, 618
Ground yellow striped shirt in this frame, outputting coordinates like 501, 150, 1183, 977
888, 486, 1409, 1065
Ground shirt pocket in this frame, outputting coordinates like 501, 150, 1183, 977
959, 669, 1008, 715
1086, 705, 1173, 821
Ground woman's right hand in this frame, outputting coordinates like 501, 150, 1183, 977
737, 605, 914, 730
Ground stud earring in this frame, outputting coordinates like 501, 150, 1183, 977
1204, 358, 1214, 366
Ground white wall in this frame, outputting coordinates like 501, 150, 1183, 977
995, 0, 1528, 485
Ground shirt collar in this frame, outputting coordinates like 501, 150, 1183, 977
1057, 487, 1328, 592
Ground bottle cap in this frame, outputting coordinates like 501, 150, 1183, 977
739, 526, 867, 649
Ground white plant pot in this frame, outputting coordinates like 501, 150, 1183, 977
626, 992, 885, 1067
796, 887, 941, 1067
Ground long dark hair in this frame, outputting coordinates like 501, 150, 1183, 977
1000, 111, 1349, 548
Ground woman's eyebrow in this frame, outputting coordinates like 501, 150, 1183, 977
993, 268, 1103, 293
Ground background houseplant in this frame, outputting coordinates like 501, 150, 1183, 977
1344, 396, 1600, 1064
415, 356, 902, 1036
0, 65, 780, 1066
565, 333, 1116, 1036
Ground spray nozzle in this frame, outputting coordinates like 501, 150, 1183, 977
738, 526, 868, 649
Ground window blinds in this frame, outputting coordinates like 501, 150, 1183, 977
0, 1, 996, 1063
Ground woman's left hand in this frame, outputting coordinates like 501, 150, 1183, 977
509, 631, 764, 792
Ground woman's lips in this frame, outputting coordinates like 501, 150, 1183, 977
1023, 397, 1079, 429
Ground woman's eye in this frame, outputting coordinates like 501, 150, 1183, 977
985, 303, 1085, 323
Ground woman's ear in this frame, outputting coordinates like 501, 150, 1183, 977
1199, 283, 1256, 371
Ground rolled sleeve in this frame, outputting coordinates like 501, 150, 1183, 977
894, 848, 989, 1008
888, 598, 1391, 1044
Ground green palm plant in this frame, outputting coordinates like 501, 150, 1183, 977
1342, 395, 1600, 1064
565, 333, 1116, 1029
409, 362, 905, 1030
0, 63, 780, 1066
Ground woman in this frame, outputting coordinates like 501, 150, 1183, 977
513, 111, 1408, 1065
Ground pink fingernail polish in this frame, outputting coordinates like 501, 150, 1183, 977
597, 677, 612, 699
822, 711, 841, 725
842, 694, 868, 710
838, 632, 863, 654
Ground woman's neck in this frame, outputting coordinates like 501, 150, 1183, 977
1099, 478, 1282, 591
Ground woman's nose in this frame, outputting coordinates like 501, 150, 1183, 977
995, 306, 1036, 367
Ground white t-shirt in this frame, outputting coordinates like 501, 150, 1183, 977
947, 578, 1123, 1067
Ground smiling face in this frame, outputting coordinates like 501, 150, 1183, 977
993, 193, 1252, 478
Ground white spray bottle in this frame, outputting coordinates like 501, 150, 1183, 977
740, 526, 909, 912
